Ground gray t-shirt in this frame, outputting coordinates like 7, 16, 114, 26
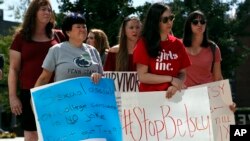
42, 42, 103, 81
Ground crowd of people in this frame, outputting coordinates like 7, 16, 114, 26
1, 0, 236, 140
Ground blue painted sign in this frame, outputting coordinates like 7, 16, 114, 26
31, 77, 121, 141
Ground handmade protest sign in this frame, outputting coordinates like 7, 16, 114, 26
104, 71, 234, 141
191, 79, 235, 141
121, 87, 214, 141
103, 71, 138, 92
31, 77, 121, 141
104, 71, 138, 117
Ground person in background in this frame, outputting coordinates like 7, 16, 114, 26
104, 15, 141, 71
8, 0, 65, 140
35, 12, 103, 87
0, 54, 4, 80
182, 10, 236, 112
86, 28, 110, 65
133, 3, 191, 98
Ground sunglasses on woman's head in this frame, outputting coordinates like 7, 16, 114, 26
191, 19, 206, 25
160, 15, 175, 23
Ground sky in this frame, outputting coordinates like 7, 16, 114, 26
0, 0, 154, 22
0, 0, 241, 22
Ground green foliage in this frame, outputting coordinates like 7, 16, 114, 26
0, 34, 13, 113
1, 0, 250, 112
234, 0, 250, 36
57, 0, 136, 46
169, 0, 250, 79
54, 0, 250, 79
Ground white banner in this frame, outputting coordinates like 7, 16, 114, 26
121, 87, 213, 141
190, 80, 235, 141
104, 72, 235, 141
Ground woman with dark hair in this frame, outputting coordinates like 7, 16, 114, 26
104, 16, 141, 71
183, 10, 222, 87
35, 12, 103, 87
133, 2, 191, 98
8, 0, 65, 140
183, 10, 236, 111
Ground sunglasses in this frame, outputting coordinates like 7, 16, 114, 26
191, 19, 206, 25
160, 15, 175, 23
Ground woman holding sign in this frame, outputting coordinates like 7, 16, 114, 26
182, 10, 236, 112
133, 3, 191, 98
182, 10, 223, 87
35, 12, 103, 87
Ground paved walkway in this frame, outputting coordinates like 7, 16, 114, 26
0, 137, 24, 141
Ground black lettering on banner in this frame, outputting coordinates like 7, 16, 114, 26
230, 125, 250, 141
104, 72, 139, 92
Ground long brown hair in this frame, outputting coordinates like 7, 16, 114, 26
89, 29, 110, 56
116, 16, 140, 71
15, 0, 55, 41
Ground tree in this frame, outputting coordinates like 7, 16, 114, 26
57, 0, 136, 46
234, 0, 250, 36
0, 34, 13, 113
169, 0, 250, 79
6, 0, 30, 20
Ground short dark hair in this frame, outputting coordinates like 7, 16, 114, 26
62, 12, 86, 40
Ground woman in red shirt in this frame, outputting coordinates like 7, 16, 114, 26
8, 0, 65, 140
182, 10, 236, 112
183, 10, 223, 87
133, 3, 191, 98
104, 16, 141, 71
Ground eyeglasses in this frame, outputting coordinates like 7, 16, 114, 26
160, 15, 175, 23
191, 19, 206, 25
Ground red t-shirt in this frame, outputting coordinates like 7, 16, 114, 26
10, 30, 65, 89
104, 52, 136, 71
133, 35, 191, 91
184, 46, 221, 87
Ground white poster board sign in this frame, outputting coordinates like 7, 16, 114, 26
104, 72, 235, 141
121, 87, 214, 141
191, 79, 235, 141
104, 71, 138, 92
104, 72, 138, 115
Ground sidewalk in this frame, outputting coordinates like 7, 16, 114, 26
0, 137, 24, 141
